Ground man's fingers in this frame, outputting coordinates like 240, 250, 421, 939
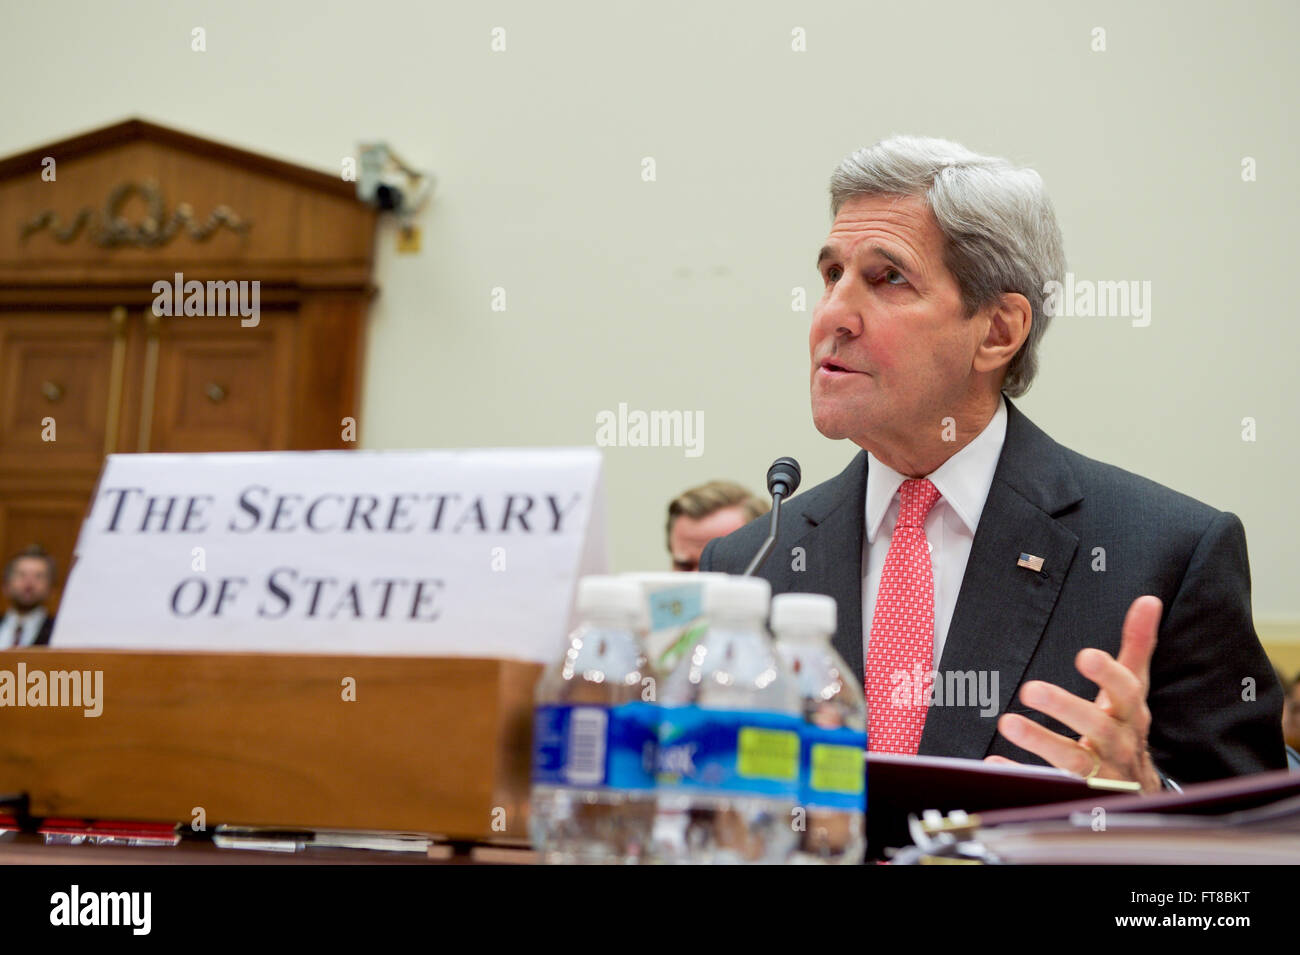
1019, 679, 1120, 746
1115, 595, 1162, 690
996, 713, 1095, 777
984, 755, 1018, 765
1074, 649, 1145, 723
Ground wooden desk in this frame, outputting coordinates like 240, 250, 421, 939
0, 833, 535, 865
0, 649, 541, 843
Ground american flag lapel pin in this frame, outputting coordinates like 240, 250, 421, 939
1017, 553, 1045, 572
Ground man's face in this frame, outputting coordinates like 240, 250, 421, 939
809, 193, 987, 451
1285, 684, 1300, 749
669, 506, 750, 572
3, 557, 52, 613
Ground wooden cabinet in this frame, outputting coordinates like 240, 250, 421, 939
0, 119, 379, 614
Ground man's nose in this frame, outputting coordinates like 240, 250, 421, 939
814, 281, 865, 339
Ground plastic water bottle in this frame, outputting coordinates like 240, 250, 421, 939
530, 576, 658, 864
651, 575, 802, 864
771, 593, 867, 864
622, 572, 726, 676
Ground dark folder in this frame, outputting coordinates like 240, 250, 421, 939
867, 752, 1098, 856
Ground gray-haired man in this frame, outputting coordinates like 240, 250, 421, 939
702, 135, 1284, 791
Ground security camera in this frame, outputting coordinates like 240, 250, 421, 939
356, 142, 433, 218
374, 180, 404, 212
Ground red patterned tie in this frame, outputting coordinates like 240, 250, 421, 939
866, 478, 942, 755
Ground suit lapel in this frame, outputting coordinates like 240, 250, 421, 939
917, 399, 1083, 759
785, 451, 869, 682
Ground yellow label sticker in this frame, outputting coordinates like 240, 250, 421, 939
736, 727, 800, 781
811, 743, 865, 795
397, 224, 422, 253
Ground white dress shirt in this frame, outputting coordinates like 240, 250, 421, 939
862, 395, 1008, 670
0, 607, 48, 649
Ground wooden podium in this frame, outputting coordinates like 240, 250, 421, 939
0, 648, 541, 846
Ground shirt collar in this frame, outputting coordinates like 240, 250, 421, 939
4, 606, 44, 625
865, 394, 1008, 542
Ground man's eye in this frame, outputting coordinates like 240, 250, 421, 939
824, 265, 905, 285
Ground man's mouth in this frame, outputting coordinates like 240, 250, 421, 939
817, 358, 866, 376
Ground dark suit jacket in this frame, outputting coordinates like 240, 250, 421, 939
33, 614, 54, 646
2, 611, 53, 646
700, 396, 1285, 783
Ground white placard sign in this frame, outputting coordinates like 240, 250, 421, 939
52, 448, 606, 660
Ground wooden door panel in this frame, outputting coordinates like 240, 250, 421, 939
0, 313, 123, 470
145, 313, 294, 452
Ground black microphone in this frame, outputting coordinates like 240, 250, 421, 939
742, 457, 801, 576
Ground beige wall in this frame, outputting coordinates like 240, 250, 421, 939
2, 0, 1296, 639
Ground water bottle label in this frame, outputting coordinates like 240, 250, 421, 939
647, 584, 702, 631
655, 706, 801, 799
531, 702, 658, 791
800, 725, 867, 810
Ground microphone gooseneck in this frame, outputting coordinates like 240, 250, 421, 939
742, 457, 801, 576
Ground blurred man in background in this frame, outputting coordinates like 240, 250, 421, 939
1280, 669, 1300, 764
666, 481, 768, 572
1, 545, 57, 648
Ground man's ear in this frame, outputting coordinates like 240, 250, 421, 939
972, 292, 1032, 376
